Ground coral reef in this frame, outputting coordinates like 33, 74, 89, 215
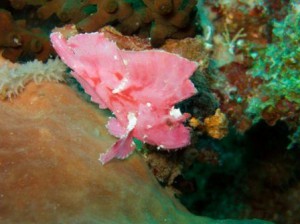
0, 0, 199, 62
76, 0, 134, 32
188, 109, 229, 139
144, 150, 182, 186
71, 0, 198, 47
142, 0, 198, 47
204, 0, 300, 143
203, 108, 228, 139
214, 62, 262, 132
0, 9, 55, 62
8, 0, 47, 10
0, 56, 66, 99
175, 121, 300, 223
0, 10, 21, 48
168, 1, 300, 223
246, 6, 300, 147
0, 81, 270, 224
36, 0, 91, 22
0, 0, 299, 223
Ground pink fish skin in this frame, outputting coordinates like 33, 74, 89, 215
50, 32, 198, 164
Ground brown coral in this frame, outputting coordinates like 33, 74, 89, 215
3, 23, 54, 62
76, 0, 134, 32
37, 0, 93, 22
9, 0, 47, 10
0, 0, 200, 62
74, 0, 198, 47
0, 10, 22, 48
0, 9, 54, 62
143, 0, 198, 47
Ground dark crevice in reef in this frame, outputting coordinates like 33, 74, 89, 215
173, 121, 300, 223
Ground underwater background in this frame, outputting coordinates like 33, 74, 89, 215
0, 0, 299, 223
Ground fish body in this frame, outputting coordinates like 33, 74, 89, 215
50, 32, 198, 164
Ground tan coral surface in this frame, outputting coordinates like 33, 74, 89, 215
0, 82, 270, 224
0, 82, 216, 224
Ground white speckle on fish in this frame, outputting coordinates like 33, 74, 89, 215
112, 78, 128, 93
127, 112, 137, 132
169, 106, 182, 119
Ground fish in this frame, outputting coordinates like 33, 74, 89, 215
50, 32, 198, 164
